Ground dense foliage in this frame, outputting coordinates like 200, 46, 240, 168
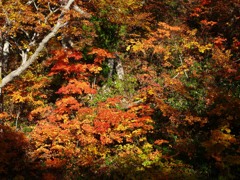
0, 0, 239, 179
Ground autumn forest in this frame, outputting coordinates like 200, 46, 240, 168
0, 0, 239, 179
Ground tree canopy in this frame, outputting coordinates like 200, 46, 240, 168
0, 0, 239, 179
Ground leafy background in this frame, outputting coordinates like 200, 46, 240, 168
0, 0, 239, 179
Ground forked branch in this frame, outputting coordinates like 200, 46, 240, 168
0, 0, 75, 88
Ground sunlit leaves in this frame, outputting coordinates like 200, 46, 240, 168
57, 79, 96, 95
1, 0, 240, 179
29, 97, 155, 176
92, 0, 148, 25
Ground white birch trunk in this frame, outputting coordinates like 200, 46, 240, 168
108, 58, 114, 80
0, 0, 75, 88
115, 57, 124, 80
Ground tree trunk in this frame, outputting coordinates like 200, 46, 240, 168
107, 58, 115, 80
115, 56, 124, 80
107, 54, 124, 81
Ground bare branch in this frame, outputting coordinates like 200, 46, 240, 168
3, 41, 10, 56
0, 0, 75, 88
2, 8, 11, 25
73, 5, 91, 18
65, 0, 75, 10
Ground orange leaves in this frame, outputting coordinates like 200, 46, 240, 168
154, 139, 169, 146
47, 48, 103, 77
55, 96, 82, 113
191, 8, 202, 17
88, 48, 115, 64
29, 93, 155, 174
184, 115, 208, 126
29, 120, 75, 167
127, 22, 181, 58
200, 20, 217, 27
202, 129, 238, 164
201, 0, 212, 6
0, 112, 9, 120
162, 73, 186, 94
45, 158, 66, 169
56, 79, 96, 95
156, 22, 181, 38
211, 47, 238, 78
94, 120, 110, 134
89, 48, 115, 58
28, 106, 52, 121
212, 47, 231, 65
92, 106, 137, 145
47, 49, 85, 76
2, 0, 240, 178
104, 96, 122, 107
67, 51, 83, 61
153, 22, 181, 42
42, 173, 57, 180
81, 124, 95, 134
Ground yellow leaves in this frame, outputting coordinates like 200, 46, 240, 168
222, 127, 231, 134
132, 129, 143, 136
22, 70, 35, 80
147, 89, 154, 96
163, 48, 172, 62
175, 64, 189, 75
94, 0, 145, 22
88, 66, 102, 74
212, 47, 232, 65
127, 22, 181, 57
11, 91, 27, 103
143, 142, 153, 151
116, 124, 128, 131
62, 114, 69, 123
187, 29, 198, 36
198, 43, 212, 53
126, 39, 146, 55
131, 40, 144, 52
184, 41, 212, 53
139, 137, 147, 142
126, 45, 131, 51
